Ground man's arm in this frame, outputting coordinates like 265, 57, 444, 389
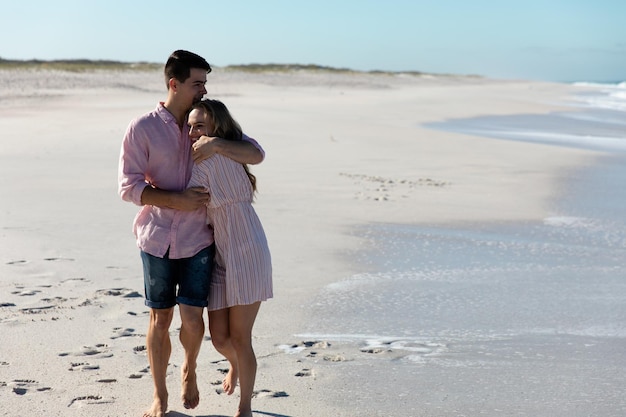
192, 134, 265, 165
141, 186, 209, 211
119, 121, 209, 212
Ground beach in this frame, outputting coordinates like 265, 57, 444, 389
1, 68, 624, 416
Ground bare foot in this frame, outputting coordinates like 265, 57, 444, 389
223, 366, 239, 395
181, 366, 200, 409
143, 396, 167, 417
234, 409, 253, 417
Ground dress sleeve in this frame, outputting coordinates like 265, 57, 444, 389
188, 162, 209, 191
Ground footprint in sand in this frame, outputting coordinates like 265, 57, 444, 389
96, 378, 117, 384
60, 277, 88, 284
282, 340, 331, 353
133, 345, 146, 353
128, 366, 150, 379
360, 340, 446, 362
12, 290, 67, 315
68, 362, 100, 371
59, 344, 113, 359
110, 327, 138, 339
12, 289, 41, 296
68, 395, 113, 407
41, 296, 68, 304
340, 173, 450, 202
9, 379, 52, 395
303, 340, 330, 349
77, 299, 93, 307
20, 305, 56, 314
361, 347, 388, 354
284, 340, 348, 361
96, 288, 142, 298
323, 354, 347, 362
252, 389, 289, 399
294, 368, 313, 377
4, 257, 74, 265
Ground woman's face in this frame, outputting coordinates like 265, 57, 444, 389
188, 108, 215, 142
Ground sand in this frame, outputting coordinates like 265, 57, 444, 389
0, 68, 608, 416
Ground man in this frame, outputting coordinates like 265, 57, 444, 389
118, 50, 264, 417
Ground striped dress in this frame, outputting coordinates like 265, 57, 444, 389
188, 154, 273, 310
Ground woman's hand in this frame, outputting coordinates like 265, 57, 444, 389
192, 134, 264, 165
192, 135, 220, 163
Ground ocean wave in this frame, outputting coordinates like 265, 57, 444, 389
543, 216, 598, 229
452, 127, 626, 151
570, 81, 626, 111
572, 81, 625, 89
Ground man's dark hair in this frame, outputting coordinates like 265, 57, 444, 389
164, 50, 212, 88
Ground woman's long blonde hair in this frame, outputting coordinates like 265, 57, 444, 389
191, 99, 257, 192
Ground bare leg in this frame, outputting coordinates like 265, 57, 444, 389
208, 308, 239, 395
144, 308, 174, 417
229, 302, 261, 417
178, 304, 205, 409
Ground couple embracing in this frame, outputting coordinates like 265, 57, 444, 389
118, 50, 272, 417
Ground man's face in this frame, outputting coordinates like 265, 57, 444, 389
188, 108, 215, 142
175, 68, 207, 109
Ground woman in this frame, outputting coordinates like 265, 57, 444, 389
187, 99, 272, 417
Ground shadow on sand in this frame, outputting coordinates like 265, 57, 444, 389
167, 411, 292, 417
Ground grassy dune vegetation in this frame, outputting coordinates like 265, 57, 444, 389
0, 58, 161, 72
223, 63, 424, 75
0, 58, 425, 75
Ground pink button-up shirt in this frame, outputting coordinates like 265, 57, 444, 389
118, 103, 263, 259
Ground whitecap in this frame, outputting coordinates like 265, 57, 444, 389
543, 216, 595, 228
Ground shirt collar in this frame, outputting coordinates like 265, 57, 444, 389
156, 102, 177, 124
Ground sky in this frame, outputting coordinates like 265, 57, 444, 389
1, 0, 624, 82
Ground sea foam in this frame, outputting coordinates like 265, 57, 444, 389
572, 80, 626, 111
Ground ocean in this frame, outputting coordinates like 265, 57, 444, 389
297, 82, 626, 415
297, 79, 626, 417
424, 81, 626, 153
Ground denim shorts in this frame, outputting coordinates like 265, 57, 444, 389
140, 245, 215, 309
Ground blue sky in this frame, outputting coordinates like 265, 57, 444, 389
1, 0, 624, 82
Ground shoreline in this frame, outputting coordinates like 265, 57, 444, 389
297, 151, 626, 416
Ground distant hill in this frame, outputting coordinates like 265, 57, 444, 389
0, 58, 161, 72
0, 58, 425, 75
223, 63, 424, 76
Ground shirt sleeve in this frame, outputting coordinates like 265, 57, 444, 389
242, 133, 266, 161
118, 120, 149, 206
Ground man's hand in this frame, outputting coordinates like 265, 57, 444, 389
141, 186, 208, 211
172, 187, 209, 211
192, 135, 219, 163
